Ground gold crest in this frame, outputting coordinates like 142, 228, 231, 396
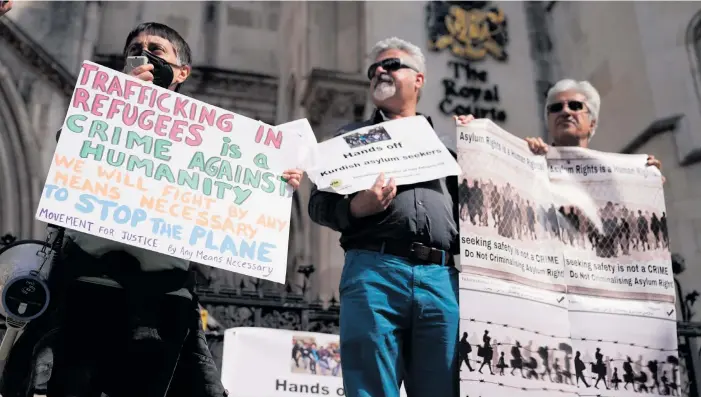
427, 3, 508, 62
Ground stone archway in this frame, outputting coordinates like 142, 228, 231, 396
0, 61, 43, 238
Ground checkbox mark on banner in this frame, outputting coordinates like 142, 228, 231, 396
667, 309, 675, 316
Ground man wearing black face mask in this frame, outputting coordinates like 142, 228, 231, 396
1, 23, 235, 397
122, 23, 192, 91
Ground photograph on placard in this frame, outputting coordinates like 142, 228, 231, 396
290, 335, 342, 378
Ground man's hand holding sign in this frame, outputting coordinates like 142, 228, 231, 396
282, 169, 304, 190
349, 172, 397, 218
348, 115, 474, 219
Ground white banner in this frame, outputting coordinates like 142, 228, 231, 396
456, 119, 678, 397
221, 327, 408, 397
306, 116, 461, 195
35, 61, 316, 283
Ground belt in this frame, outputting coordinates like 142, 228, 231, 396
347, 241, 455, 266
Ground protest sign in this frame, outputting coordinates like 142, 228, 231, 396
306, 116, 461, 195
456, 119, 678, 397
221, 327, 408, 397
34, 61, 316, 283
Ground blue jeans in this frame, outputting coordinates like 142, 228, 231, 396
339, 249, 460, 397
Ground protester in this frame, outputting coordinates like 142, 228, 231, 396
460, 79, 664, 258
308, 36, 471, 397
2, 22, 302, 397
0, 0, 12, 17
523, 79, 662, 173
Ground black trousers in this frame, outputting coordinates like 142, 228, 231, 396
47, 281, 226, 397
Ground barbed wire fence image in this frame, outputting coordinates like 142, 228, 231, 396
459, 319, 680, 396
456, 129, 676, 397
456, 173, 670, 267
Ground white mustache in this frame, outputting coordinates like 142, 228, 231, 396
375, 74, 394, 87
558, 116, 576, 125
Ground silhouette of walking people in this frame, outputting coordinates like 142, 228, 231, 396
538, 346, 553, 382
611, 367, 621, 390
477, 331, 494, 375
574, 351, 590, 388
636, 369, 649, 392
496, 352, 507, 375
622, 356, 635, 390
648, 360, 660, 393
459, 332, 475, 372
509, 341, 525, 377
454, 328, 680, 397
592, 348, 609, 389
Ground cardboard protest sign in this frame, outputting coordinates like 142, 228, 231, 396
35, 61, 315, 283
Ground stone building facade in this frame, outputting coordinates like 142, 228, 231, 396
3, 1, 701, 390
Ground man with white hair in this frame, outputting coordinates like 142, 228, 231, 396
308, 37, 470, 397
0, 0, 12, 16
462, 78, 662, 168
522, 79, 662, 171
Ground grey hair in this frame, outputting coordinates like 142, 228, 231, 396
545, 79, 601, 138
369, 37, 426, 100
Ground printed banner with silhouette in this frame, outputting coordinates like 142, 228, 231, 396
221, 327, 408, 397
456, 119, 678, 397
305, 116, 461, 195
34, 61, 317, 283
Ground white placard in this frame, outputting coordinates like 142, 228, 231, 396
222, 327, 408, 397
306, 116, 461, 195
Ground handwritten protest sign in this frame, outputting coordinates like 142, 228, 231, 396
306, 116, 461, 195
35, 61, 315, 283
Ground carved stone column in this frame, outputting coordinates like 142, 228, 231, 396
302, 69, 369, 138
297, 68, 369, 306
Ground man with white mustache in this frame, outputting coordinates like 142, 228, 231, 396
308, 37, 471, 397
524, 79, 662, 172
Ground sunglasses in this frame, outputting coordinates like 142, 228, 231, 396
547, 100, 585, 114
367, 58, 418, 80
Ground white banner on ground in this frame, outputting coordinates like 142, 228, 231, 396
306, 116, 461, 195
221, 327, 408, 397
34, 61, 316, 283
456, 119, 678, 397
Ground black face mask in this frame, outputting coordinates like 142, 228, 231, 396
141, 50, 175, 89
